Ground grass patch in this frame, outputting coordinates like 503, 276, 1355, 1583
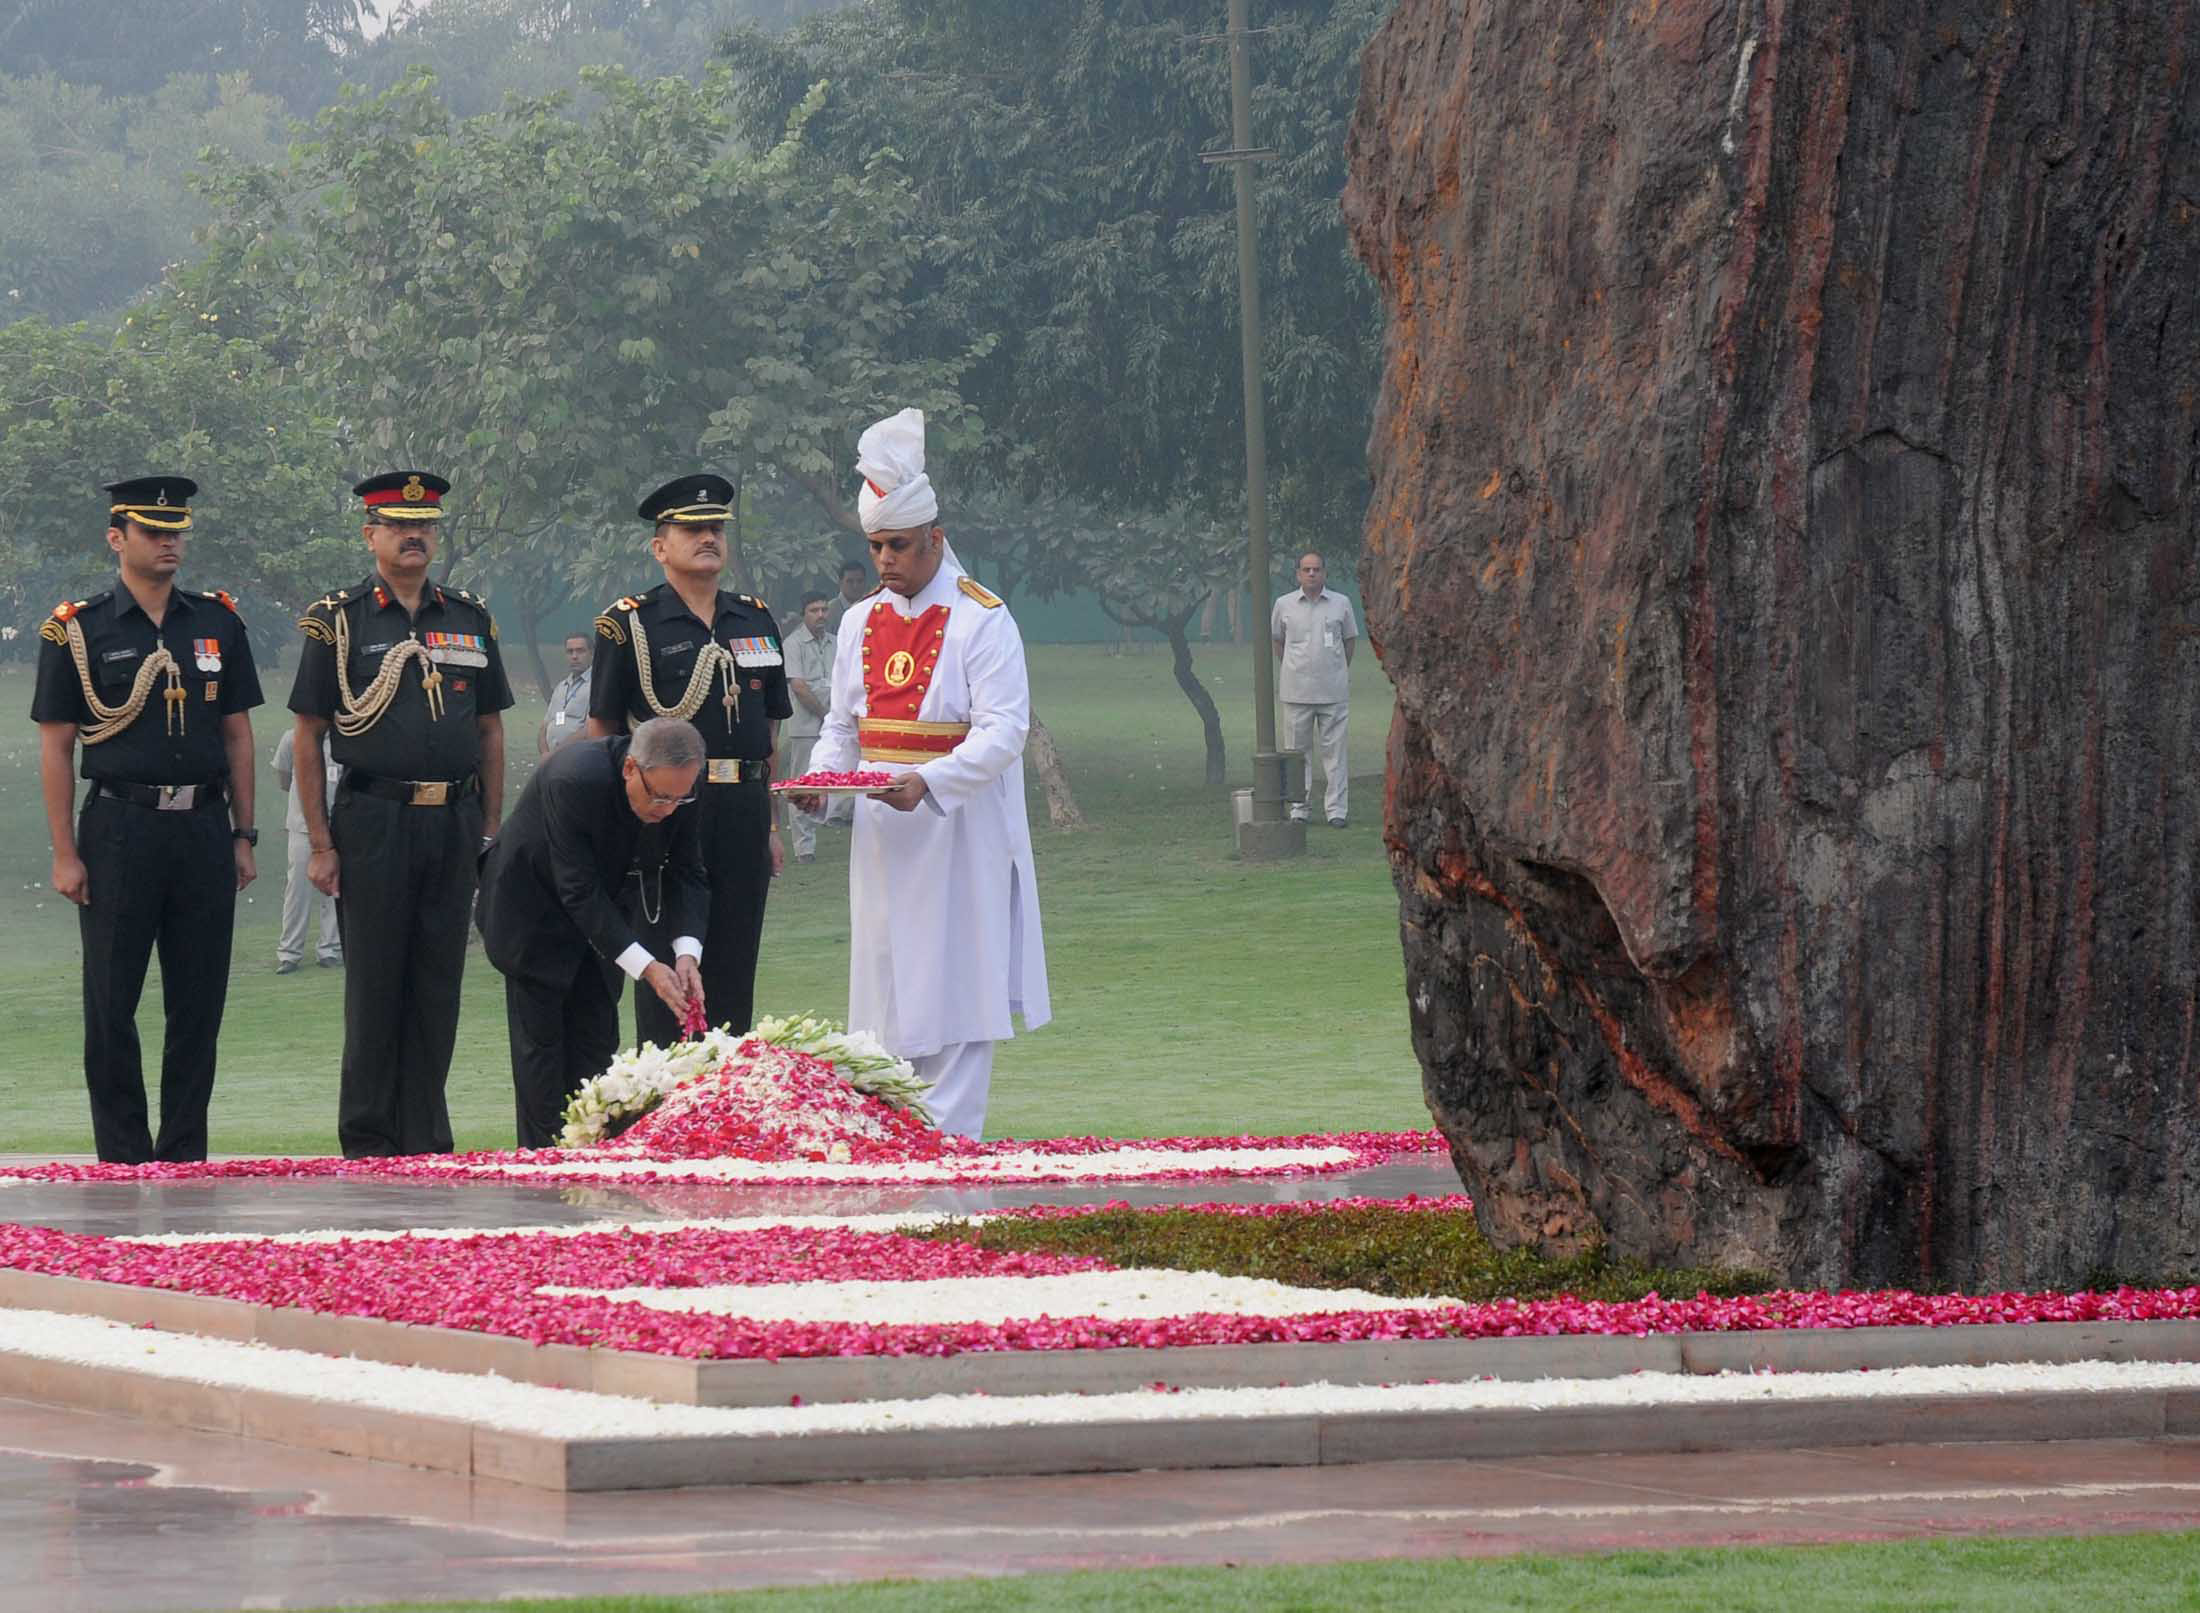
918, 1202, 1774, 1303
302, 1533, 2200, 1613
0, 645, 1424, 1154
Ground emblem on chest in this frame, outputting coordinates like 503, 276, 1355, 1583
862, 605, 949, 719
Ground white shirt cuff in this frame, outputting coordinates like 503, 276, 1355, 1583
614, 942, 653, 980
672, 936, 702, 962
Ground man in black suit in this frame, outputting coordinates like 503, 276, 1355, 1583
478, 717, 709, 1147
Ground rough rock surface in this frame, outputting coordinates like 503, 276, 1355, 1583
1344, 0, 2200, 1289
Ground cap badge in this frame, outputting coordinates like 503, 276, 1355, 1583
695, 486, 708, 502
155, 490, 169, 506
402, 475, 426, 501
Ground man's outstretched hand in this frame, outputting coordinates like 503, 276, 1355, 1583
872, 772, 929, 813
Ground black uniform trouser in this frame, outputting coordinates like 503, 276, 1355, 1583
76, 792, 235, 1164
633, 773, 770, 1045
330, 788, 481, 1157
505, 957, 618, 1149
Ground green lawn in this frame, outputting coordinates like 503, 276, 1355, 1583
0, 643, 1421, 1154
307, 1534, 2200, 1613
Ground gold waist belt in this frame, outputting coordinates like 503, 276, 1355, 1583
859, 717, 970, 765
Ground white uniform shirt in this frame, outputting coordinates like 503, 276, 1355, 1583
544, 669, 592, 751
782, 625, 836, 739
1271, 588, 1358, 705
271, 729, 340, 834
809, 565, 1051, 1059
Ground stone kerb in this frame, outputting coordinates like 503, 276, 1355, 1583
7, 1264, 2200, 1407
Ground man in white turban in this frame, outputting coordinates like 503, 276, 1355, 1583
796, 409, 1050, 1137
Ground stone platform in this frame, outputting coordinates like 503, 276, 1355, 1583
2, 1156, 2197, 1499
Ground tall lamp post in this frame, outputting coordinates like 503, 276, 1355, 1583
1202, 0, 1304, 859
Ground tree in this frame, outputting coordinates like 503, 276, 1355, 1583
718, 0, 1386, 560
0, 1, 374, 110
0, 305, 352, 642
186, 64, 978, 693
0, 71, 291, 326
361, 0, 847, 116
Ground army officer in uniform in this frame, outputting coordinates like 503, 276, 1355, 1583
31, 475, 263, 1163
289, 471, 513, 1157
589, 473, 791, 1044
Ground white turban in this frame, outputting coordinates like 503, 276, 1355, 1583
855, 408, 940, 534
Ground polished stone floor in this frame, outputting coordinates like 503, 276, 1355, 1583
6, 1399, 2199, 1613
0, 1156, 1459, 1238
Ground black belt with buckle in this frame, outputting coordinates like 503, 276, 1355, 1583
344, 772, 481, 807
94, 779, 227, 812
704, 758, 772, 784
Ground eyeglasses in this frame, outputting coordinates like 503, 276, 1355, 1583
635, 766, 696, 808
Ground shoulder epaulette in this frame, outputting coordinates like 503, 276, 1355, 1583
614, 595, 643, 611
957, 576, 1003, 609
39, 598, 87, 646
199, 589, 239, 613
298, 589, 347, 643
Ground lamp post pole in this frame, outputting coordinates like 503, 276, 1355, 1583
1227, 0, 1277, 761
1203, 0, 1302, 858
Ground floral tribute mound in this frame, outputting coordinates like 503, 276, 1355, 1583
0, 1011, 1445, 1189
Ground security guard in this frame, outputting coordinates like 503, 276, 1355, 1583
289, 471, 513, 1157
31, 475, 263, 1163
589, 473, 791, 1043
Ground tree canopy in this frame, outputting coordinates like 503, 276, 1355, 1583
720, 0, 1384, 554
181, 62, 980, 688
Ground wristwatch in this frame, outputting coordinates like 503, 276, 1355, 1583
232, 828, 259, 846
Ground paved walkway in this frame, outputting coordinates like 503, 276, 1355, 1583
5, 1398, 2198, 1611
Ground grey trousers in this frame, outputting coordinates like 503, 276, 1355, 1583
779, 732, 821, 856
1283, 701, 1350, 822
278, 826, 341, 964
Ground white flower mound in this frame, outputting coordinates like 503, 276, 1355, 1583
560, 1014, 928, 1150
540, 1271, 1460, 1327
5, 1308, 2200, 1443
435, 1145, 1359, 1183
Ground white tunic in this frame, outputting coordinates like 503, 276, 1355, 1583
808, 564, 1051, 1059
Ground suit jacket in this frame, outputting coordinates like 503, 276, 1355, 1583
478, 736, 705, 992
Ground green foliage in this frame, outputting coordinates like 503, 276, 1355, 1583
921, 1204, 1774, 1305
184, 62, 975, 686
361, 0, 845, 118
0, 0, 371, 109
0, 306, 352, 640
0, 72, 290, 325
721, 0, 1386, 550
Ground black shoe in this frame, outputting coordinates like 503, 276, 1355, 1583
274, 960, 300, 975
1328, 817, 1348, 828
317, 955, 343, 968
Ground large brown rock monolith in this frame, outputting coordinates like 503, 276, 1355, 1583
1345, 0, 2200, 1289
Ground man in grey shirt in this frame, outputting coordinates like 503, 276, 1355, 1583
537, 633, 592, 759
779, 591, 837, 862
1270, 550, 1358, 827
271, 727, 342, 972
